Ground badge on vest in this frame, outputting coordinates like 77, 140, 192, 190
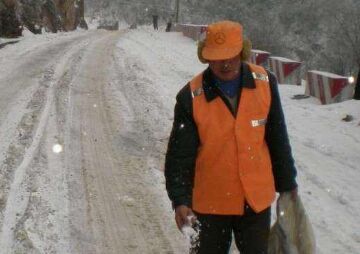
192, 87, 203, 98
251, 118, 267, 127
252, 72, 269, 82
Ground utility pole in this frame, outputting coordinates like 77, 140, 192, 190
175, 0, 180, 23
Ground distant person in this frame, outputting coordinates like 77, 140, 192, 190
354, 72, 360, 100
164, 20, 298, 253
152, 15, 158, 30
165, 19, 172, 32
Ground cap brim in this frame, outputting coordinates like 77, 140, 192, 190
202, 47, 242, 61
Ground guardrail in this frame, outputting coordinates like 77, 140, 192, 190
172, 23, 355, 104
172, 23, 207, 41
268, 56, 302, 86
251, 49, 270, 66
306, 71, 354, 104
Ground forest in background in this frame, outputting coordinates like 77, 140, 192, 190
0, 0, 87, 36
85, 0, 360, 78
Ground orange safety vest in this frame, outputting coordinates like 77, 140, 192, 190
190, 63, 276, 215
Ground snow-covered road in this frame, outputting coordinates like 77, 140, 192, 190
0, 30, 99, 253
0, 28, 191, 253
0, 26, 359, 253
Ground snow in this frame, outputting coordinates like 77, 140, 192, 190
85, 16, 101, 30
22, 27, 36, 38
252, 49, 271, 54
309, 70, 348, 79
52, 144, 63, 154
181, 225, 197, 241
276, 85, 360, 253
270, 56, 301, 63
180, 23, 208, 27
111, 26, 360, 253
0, 25, 359, 253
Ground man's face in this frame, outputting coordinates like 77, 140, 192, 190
208, 54, 241, 81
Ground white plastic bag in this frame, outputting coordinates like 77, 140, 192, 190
268, 193, 316, 254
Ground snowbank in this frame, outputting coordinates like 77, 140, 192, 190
121, 27, 360, 253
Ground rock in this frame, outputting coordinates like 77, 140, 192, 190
19, 0, 43, 34
79, 17, 88, 29
0, 2, 23, 37
0, 40, 19, 49
2, 0, 17, 8
15, 229, 29, 242
98, 20, 119, 31
0, 0, 88, 38
55, 0, 77, 31
0, 193, 5, 209
129, 23, 137, 29
77, 0, 88, 30
291, 94, 310, 100
342, 114, 354, 122
42, 0, 62, 33
54, 0, 88, 31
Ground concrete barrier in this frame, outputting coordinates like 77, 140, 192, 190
97, 21, 119, 31
171, 23, 356, 103
250, 49, 271, 66
268, 56, 302, 85
172, 23, 207, 41
172, 23, 183, 32
306, 70, 354, 104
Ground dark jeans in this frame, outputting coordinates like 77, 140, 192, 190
190, 205, 271, 254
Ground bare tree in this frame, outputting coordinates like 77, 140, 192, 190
324, 0, 360, 98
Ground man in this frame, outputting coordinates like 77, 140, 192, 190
165, 20, 298, 254
152, 14, 159, 30
165, 18, 172, 32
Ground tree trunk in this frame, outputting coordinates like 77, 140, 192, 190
353, 69, 360, 100
42, 0, 62, 33
77, 0, 88, 30
2, 0, 17, 9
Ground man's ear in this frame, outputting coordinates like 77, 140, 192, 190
241, 38, 252, 62
197, 40, 208, 64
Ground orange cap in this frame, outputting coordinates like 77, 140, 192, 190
202, 20, 243, 61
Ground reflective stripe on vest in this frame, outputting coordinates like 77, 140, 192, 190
190, 63, 276, 215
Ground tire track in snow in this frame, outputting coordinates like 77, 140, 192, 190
16, 43, 90, 253
292, 139, 360, 253
107, 37, 189, 253
0, 38, 92, 252
62, 31, 126, 254
0, 32, 92, 184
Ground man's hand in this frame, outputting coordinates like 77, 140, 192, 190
290, 187, 298, 201
175, 205, 196, 231
280, 187, 298, 201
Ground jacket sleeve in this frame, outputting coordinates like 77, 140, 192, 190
265, 71, 298, 192
164, 84, 199, 208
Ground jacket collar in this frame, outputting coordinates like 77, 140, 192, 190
202, 62, 256, 102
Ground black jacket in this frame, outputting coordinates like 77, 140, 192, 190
165, 62, 298, 208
